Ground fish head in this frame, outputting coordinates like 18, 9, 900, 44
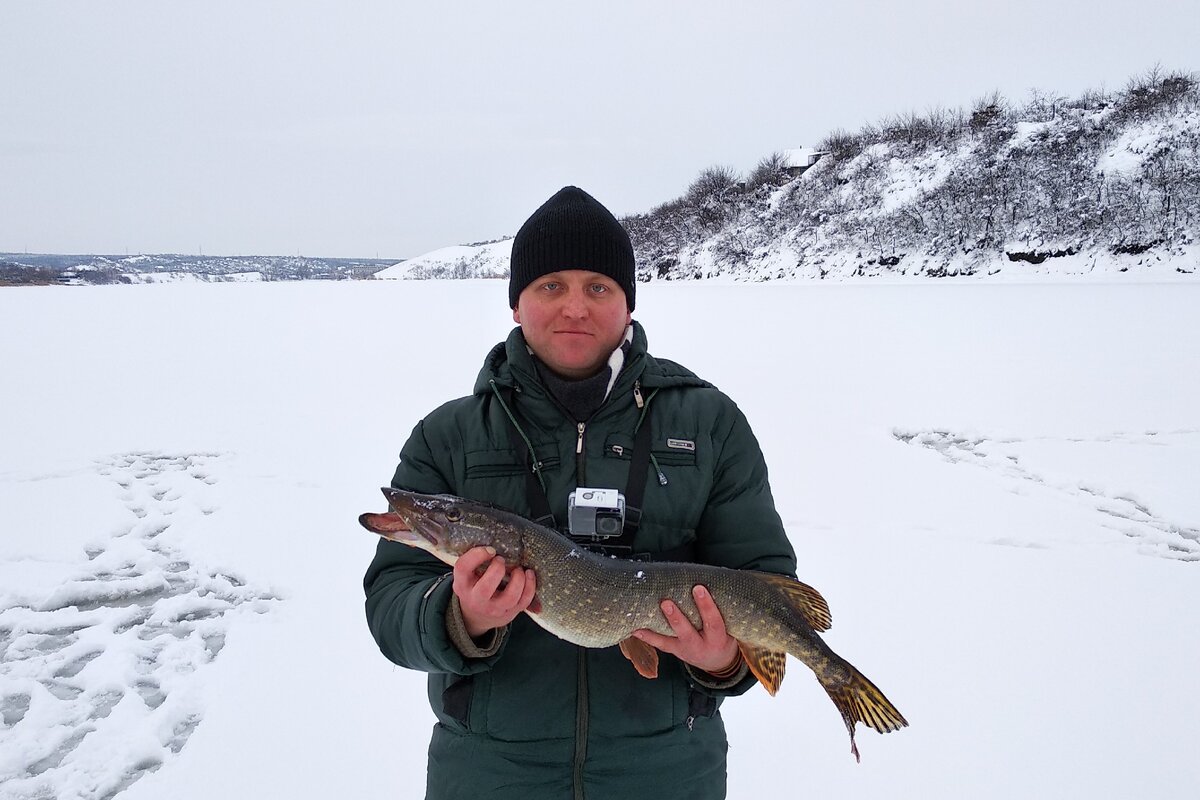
359, 488, 523, 567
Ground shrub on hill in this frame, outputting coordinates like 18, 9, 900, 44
625, 68, 1200, 279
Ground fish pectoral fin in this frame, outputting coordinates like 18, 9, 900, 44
738, 642, 787, 696
359, 511, 410, 534
619, 636, 660, 679
756, 573, 833, 632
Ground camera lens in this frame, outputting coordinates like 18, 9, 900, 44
595, 516, 621, 536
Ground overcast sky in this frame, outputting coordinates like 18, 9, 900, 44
2, 1, 1197, 260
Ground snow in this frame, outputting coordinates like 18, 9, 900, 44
878, 143, 971, 214
1, 278, 1198, 799
1100, 108, 1200, 178
375, 239, 512, 280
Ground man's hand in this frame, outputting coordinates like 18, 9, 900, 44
632, 585, 741, 675
452, 546, 538, 639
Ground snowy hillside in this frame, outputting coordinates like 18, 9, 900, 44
632, 70, 1200, 280
1, 280, 1198, 799
380, 70, 1200, 283
374, 239, 511, 280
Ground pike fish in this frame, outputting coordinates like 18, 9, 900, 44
360, 487, 907, 760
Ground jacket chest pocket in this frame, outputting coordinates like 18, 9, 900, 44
602, 433, 699, 468
601, 433, 703, 552
462, 448, 562, 513
464, 448, 561, 478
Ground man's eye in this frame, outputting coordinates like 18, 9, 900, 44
590, 284, 607, 293
542, 282, 560, 291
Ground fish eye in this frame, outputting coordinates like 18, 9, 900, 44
444, 508, 462, 522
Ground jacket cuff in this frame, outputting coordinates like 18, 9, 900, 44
446, 594, 508, 659
685, 661, 751, 692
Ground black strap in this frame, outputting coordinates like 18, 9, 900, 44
620, 419, 654, 540
442, 676, 474, 728
687, 688, 718, 721
501, 388, 556, 529
567, 415, 654, 558
499, 387, 655, 548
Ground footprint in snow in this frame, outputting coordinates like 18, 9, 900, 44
894, 428, 1200, 561
0, 451, 280, 800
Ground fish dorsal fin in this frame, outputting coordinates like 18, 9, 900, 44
756, 572, 832, 632
619, 636, 660, 679
738, 642, 787, 695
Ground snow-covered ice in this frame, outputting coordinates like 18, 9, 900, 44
1, 278, 1197, 799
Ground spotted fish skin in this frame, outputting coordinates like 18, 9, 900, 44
360, 488, 908, 760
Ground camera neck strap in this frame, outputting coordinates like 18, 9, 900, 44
498, 387, 557, 530
499, 386, 653, 546
619, 418, 654, 543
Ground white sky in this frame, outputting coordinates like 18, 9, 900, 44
2, 1, 1198, 259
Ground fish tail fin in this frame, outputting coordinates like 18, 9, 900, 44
819, 662, 908, 762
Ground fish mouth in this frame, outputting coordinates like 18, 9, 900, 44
357, 509, 423, 545
375, 487, 452, 548
358, 511, 448, 550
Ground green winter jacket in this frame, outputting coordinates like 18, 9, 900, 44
363, 321, 797, 800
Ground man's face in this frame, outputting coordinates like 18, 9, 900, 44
513, 270, 632, 380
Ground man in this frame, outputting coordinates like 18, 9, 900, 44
364, 186, 797, 799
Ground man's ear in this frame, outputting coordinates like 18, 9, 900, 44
513, 307, 521, 324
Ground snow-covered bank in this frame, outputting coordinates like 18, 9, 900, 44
1, 280, 1197, 799
375, 239, 511, 280
375, 242, 1198, 285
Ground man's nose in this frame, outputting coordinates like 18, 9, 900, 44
561, 289, 588, 317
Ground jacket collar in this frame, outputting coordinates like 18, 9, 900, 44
472, 320, 711, 399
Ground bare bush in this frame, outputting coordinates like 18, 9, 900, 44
1071, 85, 1112, 111
1025, 88, 1069, 121
747, 152, 790, 189
686, 165, 741, 203
969, 90, 1006, 130
818, 128, 861, 160
878, 107, 959, 146
1118, 66, 1196, 116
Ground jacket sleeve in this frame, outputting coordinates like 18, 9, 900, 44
362, 418, 509, 675
695, 398, 797, 576
689, 397, 798, 697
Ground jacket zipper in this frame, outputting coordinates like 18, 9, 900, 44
418, 572, 452, 635
573, 649, 588, 800
573, 382, 659, 796
575, 422, 587, 484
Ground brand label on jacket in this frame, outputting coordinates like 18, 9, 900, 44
666, 438, 695, 451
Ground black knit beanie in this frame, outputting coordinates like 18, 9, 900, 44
508, 186, 636, 310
